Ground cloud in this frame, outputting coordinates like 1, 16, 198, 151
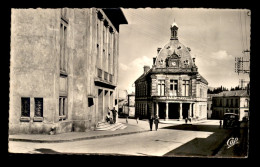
209, 50, 233, 60
119, 63, 129, 71
118, 56, 153, 93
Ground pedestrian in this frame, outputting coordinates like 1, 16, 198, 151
148, 115, 154, 131
185, 117, 188, 124
136, 116, 139, 124
219, 120, 222, 128
108, 107, 117, 124
189, 117, 192, 123
154, 115, 159, 131
106, 112, 111, 123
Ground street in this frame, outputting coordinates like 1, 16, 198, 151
8, 120, 247, 157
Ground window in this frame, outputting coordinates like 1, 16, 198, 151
59, 97, 67, 120
182, 80, 190, 96
21, 98, 30, 117
60, 21, 68, 72
235, 99, 239, 107
244, 99, 249, 107
158, 80, 165, 96
170, 80, 178, 96
34, 98, 43, 117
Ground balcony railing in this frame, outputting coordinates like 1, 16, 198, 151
109, 74, 113, 82
96, 68, 113, 83
104, 72, 108, 81
97, 68, 102, 78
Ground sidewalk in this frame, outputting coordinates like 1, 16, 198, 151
9, 119, 150, 143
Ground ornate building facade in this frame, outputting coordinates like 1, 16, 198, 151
134, 22, 208, 120
9, 8, 127, 134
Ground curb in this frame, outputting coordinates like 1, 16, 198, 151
9, 130, 150, 143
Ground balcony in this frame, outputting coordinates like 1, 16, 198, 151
96, 67, 114, 84
109, 74, 113, 82
104, 72, 108, 81
97, 68, 102, 79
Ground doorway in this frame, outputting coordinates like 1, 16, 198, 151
158, 102, 166, 119
168, 103, 179, 119
182, 103, 189, 119
98, 89, 103, 122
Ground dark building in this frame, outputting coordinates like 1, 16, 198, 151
134, 22, 208, 120
211, 90, 249, 121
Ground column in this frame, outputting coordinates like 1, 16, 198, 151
189, 103, 192, 117
179, 102, 183, 120
165, 102, 169, 120
192, 103, 194, 117
156, 102, 159, 116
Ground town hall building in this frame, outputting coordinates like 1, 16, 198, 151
134, 22, 208, 120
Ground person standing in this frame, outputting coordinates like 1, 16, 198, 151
109, 107, 117, 124
219, 120, 222, 128
154, 115, 159, 131
148, 116, 154, 131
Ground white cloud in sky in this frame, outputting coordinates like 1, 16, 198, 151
210, 50, 233, 60
119, 63, 129, 71
118, 56, 153, 93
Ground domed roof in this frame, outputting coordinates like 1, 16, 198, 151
155, 40, 195, 68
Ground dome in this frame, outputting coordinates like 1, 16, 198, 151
155, 23, 195, 69
155, 40, 195, 68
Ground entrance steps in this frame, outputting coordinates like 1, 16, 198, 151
95, 122, 127, 131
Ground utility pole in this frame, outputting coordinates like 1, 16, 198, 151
235, 56, 250, 75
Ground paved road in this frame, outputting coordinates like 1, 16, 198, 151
216, 121, 249, 157
8, 120, 239, 157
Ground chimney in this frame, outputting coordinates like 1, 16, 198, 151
157, 48, 162, 54
153, 57, 156, 65
143, 65, 150, 74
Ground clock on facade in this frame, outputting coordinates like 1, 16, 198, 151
171, 61, 176, 66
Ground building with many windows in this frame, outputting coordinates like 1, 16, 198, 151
211, 90, 249, 121
9, 8, 127, 134
134, 22, 208, 120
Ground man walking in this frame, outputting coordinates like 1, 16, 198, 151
148, 116, 154, 131
154, 115, 159, 131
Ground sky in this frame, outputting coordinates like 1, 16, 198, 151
118, 8, 250, 94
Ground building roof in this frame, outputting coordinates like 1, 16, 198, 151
134, 68, 152, 83
200, 75, 208, 85
155, 40, 195, 68
216, 90, 249, 97
102, 8, 128, 32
